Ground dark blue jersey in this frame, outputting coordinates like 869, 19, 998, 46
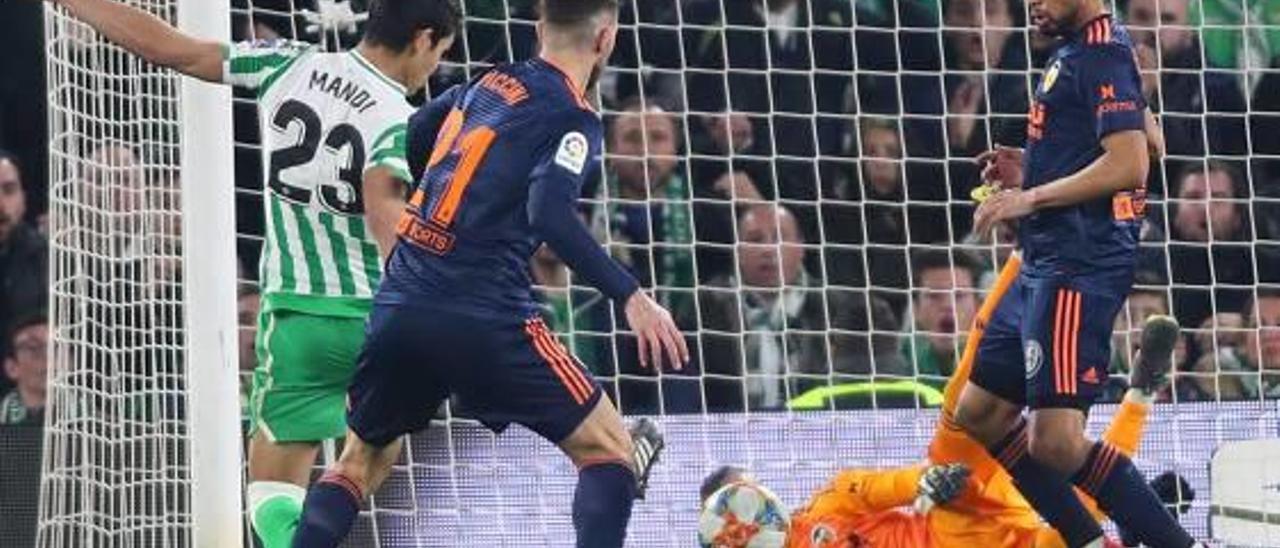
383, 58, 639, 315
1020, 15, 1148, 277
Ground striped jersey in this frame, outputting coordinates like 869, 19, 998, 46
222, 40, 413, 317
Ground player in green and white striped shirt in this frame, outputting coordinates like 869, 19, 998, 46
44, 0, 460, 546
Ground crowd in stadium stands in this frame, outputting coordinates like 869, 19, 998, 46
2, 0, 1280, 417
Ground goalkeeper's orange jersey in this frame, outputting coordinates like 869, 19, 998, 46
784, 255, 1149, 548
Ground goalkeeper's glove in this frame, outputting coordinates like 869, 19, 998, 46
912, 463, 971, 514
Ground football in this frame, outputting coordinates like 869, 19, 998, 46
698, 481, 790, 548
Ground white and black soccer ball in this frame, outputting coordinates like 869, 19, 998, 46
698, 481, 790, 548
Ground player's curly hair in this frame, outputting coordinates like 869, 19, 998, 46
364, 0, 462, 52
539, 0, 619, 28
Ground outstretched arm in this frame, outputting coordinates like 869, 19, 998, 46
804, 467, 926, 516
53, 0, 224, 82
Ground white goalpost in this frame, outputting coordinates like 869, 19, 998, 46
39, 0, 242, 546
175, 0, 243, 545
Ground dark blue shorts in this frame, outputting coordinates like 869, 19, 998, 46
970, 270, 1131, 410
347, 301, 602, 447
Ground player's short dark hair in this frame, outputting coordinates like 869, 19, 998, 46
539, 0, 620, 28
363, 0, 462, 52
910, 248, 980, 290
699, 465, 747, 502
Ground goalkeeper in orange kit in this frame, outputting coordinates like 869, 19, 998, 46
701, 253, 1184, 548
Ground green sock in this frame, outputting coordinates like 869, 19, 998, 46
248, 481, 306, 548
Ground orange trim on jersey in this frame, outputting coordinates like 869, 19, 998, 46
1053, 290, 1067, 394
1054, 290, 1083, 395
1085, 17, 1112, 45
538, 55, 595, 112
1069, 291, 1081, 395
525, 321, 589, 405
535, 319, 595, 400
524, 319, 594, 405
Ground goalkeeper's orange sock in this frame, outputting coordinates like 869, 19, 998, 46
292, 471, 362, 548
573, 460, 637, 548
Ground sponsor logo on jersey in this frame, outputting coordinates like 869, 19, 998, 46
1042, 60, 1061, 93
810, 524, 836, 544
555, 131, 589, 175
1025, 340, 1044, 380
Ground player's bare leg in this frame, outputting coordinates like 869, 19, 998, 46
558, 395, 665, 548
291, 430, 403, 548
246, 433, 321, 548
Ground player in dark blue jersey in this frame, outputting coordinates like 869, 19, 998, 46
950, 0, 1201, 547
290, 2, 687, 547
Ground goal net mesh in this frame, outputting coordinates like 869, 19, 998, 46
42, 0, 1280, 545
40, 2, 190, 546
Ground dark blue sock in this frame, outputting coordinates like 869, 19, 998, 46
573, 461, 637, 548
291, 472, 362, 548
1072, 442, 1195, 548
988, 420, 1104, 548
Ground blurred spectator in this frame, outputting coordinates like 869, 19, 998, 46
594, 97, 697, 323
1125, 0, 1248, 158
901, 249, 980, 379
697, 205, 827, 410
1, 312, 46, 426
1167, 161, 1256, 327
606, 0, 685, 109
1110, 274, 1184, 379
1179, 312, 1253, 401
1197, 0, 1280, 70
1180, 348, 1252, 401
942, 0, 1030, 156
820, 118, 912, 291
682, 0, 852, 149
0, 150, 48, 338
688, 109, 770, 282
1246, 288, 1280, 397
681, 0, 854, 223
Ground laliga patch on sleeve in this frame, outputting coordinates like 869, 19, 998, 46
555, 131, 589, 175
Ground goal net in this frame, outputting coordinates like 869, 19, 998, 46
39, 0, 239, 546
43, 0, 1280, 545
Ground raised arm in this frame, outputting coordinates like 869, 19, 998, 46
54, 0, 224, 82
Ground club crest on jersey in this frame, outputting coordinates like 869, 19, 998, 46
1041, 60, 1061, 93
1025, 340, 1044, 380
555, 131, 589, 175
810, 524, 836, 545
